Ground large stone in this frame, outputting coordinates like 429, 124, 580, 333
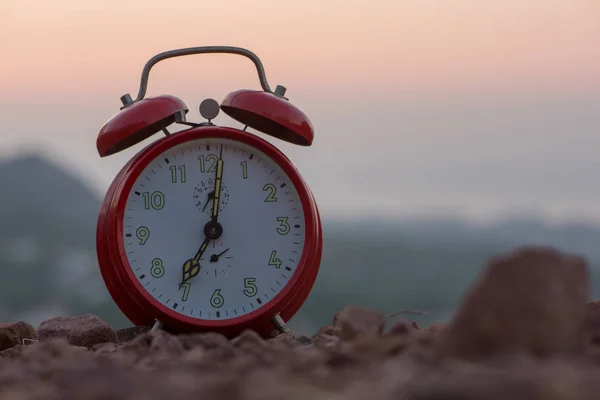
0, 321, 36, 351
37, 314, 117, 349
332, 305, 385, 340
439, 247, 590, 361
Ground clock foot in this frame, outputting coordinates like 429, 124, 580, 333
271, 313, 291, 334
151, 320, 163, 331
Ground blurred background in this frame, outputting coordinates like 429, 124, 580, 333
1, 0, 599, 335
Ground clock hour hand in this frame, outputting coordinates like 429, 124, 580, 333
179, 235, 211, 288
211, 146, 224, 223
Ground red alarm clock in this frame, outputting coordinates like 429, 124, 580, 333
95, 46, 322, 338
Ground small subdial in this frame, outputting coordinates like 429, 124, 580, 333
199, 239, 234, 278
193, 179, 230, 215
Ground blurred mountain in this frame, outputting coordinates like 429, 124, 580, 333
1, 153, 600, 335
0, 154, 128, 328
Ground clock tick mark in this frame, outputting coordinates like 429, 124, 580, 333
280, 183, 286, 188
285, 267, 292, 271
125, 233, 132, 237
134, 191, 141, 196
173, 303, 178, 310
257, 298, 262, 304
164, 158, 170, 164
281, 274, 288, 279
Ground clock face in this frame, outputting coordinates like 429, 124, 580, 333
121, 137, 306, 321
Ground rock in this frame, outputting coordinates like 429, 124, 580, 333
312, 325, 340, 348
37, 315, 118, 349
332, 306, 385, 340
0, 321, 36, 351
231, 329, 264, 349
116, 325, 151, 343
439, 247, 590, 361
387, 318, 414, 336
178, 331, 231, 351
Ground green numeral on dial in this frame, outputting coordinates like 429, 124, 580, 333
244, 278, 257, 297
240, 161, 248, 179
180, 282, 191, 302
150, 258, 164, 278
276, 217, 290, 235
269, 251, 282, 268
263, 183, 277, 202
199, 154, 218, 173
142, 191, 165, 210
210, 289, 224, 308
136, 226, 150, 245
169, 165, 186, 183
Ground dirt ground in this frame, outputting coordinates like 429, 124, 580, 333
1, 247, 600, 400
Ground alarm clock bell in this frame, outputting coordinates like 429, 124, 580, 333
96, 46, 314, 159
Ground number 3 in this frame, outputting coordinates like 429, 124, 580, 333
276, 217, 290, 235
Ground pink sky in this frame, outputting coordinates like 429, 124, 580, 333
2, 0, 599, 100
1, 0, 600, 222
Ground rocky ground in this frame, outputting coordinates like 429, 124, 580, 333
1, 247, 600, 399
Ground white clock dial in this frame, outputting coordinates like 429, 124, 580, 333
122, 137, 306, 320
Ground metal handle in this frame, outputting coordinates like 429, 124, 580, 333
120, 46, 286, 107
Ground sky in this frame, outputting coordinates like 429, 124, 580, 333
1, 0, 600, 224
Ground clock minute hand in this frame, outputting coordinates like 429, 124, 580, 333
211, 146, 224, 223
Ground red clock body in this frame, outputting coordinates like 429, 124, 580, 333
96, 126, 322, 337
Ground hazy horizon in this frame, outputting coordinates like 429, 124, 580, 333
2, 0, 600, 224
